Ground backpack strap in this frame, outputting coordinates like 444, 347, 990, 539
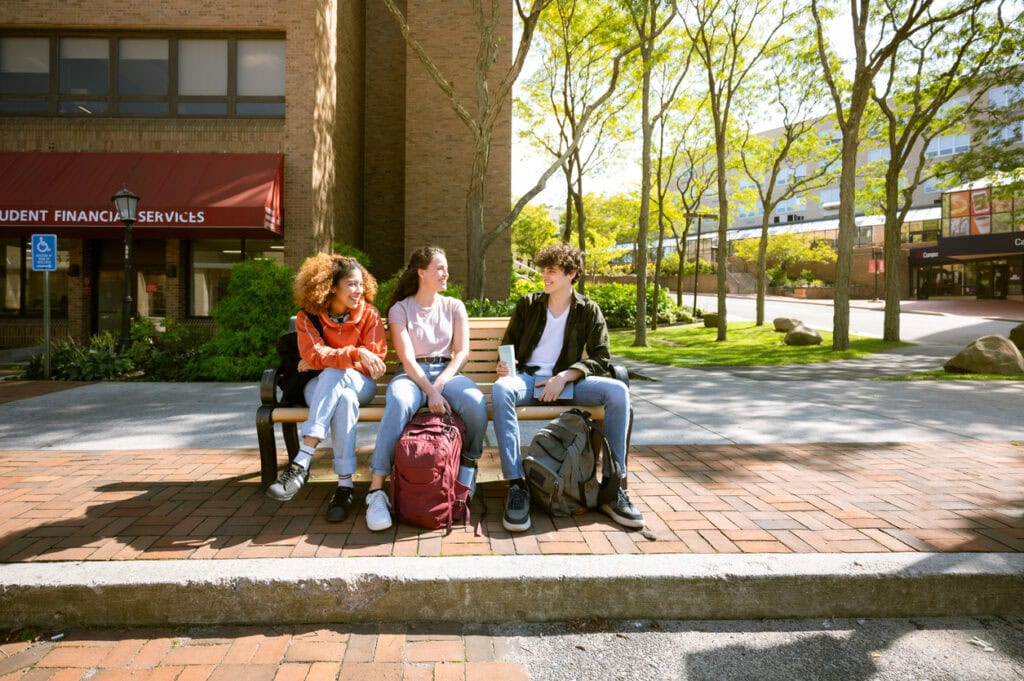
299, 309, 325, 338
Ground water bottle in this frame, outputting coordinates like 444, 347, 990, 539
457, 464, 477, 500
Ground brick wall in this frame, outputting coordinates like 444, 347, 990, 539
0, 0, 348, 272
363, 0, 408, 278
367, 0, 512, 298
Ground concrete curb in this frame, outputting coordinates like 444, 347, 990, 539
2, 553, 1022, 627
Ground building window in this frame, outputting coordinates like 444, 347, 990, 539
188, 239, 282, 317
819, 188, 840, 208
989, 85, 1023, 109
776, 165, 807, 186
118, 38, 169, 114
867, 148, 891, 163
0, 32, 285, 118
822, 130, 841, 147
925, 133, 970, 158
736, 198, 763, 219
775, 196, 805, 214
1, 237, 69, 317
855, 225, 873, 246
989, 123, 1022, 146
923, 178, 944, 194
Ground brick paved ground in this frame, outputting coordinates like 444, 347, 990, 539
0, 624, 530, 680
0, 440, 1020, 562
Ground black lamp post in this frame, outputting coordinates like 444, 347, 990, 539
684, 212, 717, 314
112, 186, 140, 350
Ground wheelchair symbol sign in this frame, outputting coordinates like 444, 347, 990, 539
31, 234, 58, 271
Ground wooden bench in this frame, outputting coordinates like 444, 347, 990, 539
255, 316, 629, 488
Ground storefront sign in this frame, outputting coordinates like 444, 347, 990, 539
2, 209, 207, 227
939, 232, 1024, 258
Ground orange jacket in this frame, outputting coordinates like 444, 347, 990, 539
296, 301, 387, 376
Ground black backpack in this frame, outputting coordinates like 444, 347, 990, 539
275, 311, 324, 407
523, 408, 621, 516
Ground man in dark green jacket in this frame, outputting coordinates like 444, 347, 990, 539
493, 243, 644, 532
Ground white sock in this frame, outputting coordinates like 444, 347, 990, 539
337, 474, 354, 488
294, 444, 316, 470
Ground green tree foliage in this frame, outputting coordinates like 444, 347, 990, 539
733, 232, 836, 275
579, 192, 638, 273
198, 258, 296, 381
682, 0, 797, 342
511, 204, 560, 259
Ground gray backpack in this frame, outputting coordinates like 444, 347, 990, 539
523, 408, 621, 516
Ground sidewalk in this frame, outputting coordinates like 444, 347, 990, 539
0, 299, 1022, 680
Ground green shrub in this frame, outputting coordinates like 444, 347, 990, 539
332, 243, 371, 267
373, 269, 404, 318
195, 258, 295, 381
126, 317, 212, 381
587, 283, 689, 329
464, 298, 516, 317
23, 332, 134, 380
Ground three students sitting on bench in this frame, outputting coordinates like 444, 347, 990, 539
266, 243, 644, 532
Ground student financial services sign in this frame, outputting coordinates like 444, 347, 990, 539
0, 208, 208, 227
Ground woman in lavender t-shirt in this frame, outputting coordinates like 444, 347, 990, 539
363, 246, 488, 531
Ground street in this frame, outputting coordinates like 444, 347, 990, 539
497, 616, 1024, 681
689, 294, 1024, 350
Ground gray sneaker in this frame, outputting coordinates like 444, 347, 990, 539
502, 482, 531, 532
601, 488, 645, 528
265, 462, 309, 501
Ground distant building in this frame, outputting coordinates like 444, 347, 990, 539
692, 82, 1022, 300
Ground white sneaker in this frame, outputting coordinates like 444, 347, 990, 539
365, 489, 393, 531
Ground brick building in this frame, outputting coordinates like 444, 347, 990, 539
0, 0, 511, 347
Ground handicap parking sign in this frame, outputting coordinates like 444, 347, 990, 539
31, 234, 57, 272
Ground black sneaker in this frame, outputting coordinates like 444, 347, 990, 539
265, 462, 309, 501
601, 488, 645, 528
502, 481, 531, 532
326, 486, 354, 522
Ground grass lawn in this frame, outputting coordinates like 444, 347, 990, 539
609, 321, 908, 367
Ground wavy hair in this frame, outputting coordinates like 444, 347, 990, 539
386, 245, 445, 311
533, 243, 584, 283
293, 253, 378, 313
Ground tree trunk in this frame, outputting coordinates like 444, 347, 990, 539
756, 217, 769, 326
573, 171, 587, 293
831, 131, 860, 351
466, 180, 486, 300
882, 177, 902, 341
715, 141, 728, 342
632, 41, 653, 347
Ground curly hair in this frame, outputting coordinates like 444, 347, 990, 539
387, 245, 446, 311
533, 243, 584, 282
293, 253, 377, 313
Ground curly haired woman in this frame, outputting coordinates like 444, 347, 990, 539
265, 253, 387, 524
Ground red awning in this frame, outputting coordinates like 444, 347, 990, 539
0, 152, 284, 239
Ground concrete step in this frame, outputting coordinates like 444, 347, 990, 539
2, 553, 1021, 628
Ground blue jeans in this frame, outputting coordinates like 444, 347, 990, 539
301, 368, 378, 476
370, 361, 488, 477
491, 373, 630, 480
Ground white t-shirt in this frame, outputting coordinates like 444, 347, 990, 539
389, 295, 467, 358
527, 307, 569, 376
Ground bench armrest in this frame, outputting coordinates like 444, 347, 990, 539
260, 367, 281, 406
